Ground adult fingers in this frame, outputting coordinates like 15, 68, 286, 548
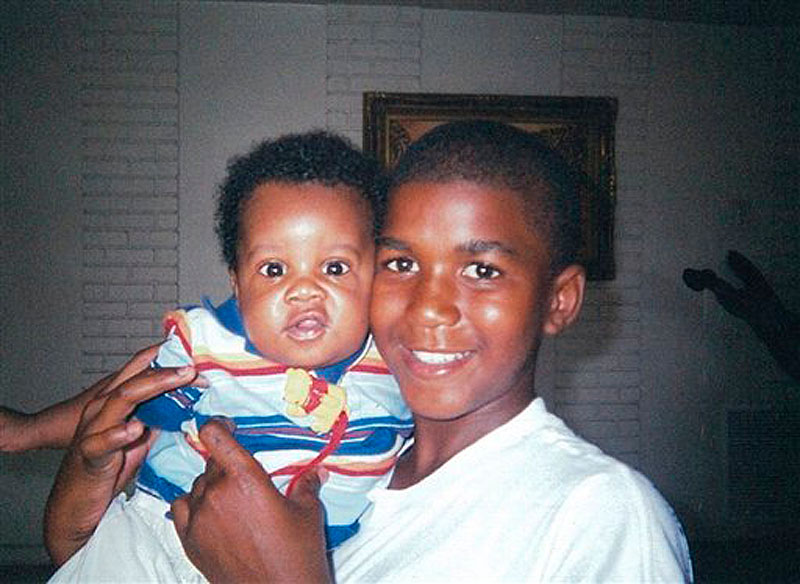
287, 467, 326, 508
117, 427, 160, 487
198, 419, 273, 487
188, 472, 209, 501
77, 394, 107, 434
89, 366, 198, 432
172, 461, 220, 543
171, 496, 190, 539
78, 419, 146, 470
99, 345, 161, 398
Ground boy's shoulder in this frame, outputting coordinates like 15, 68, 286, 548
487, 401, 659, 503
162, 297, 251, 342
473, 402, 691, 578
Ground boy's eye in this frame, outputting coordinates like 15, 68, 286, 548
384, 257, 419, 274
323, 260, 350, 276
258, 262, 286, 278
462, 262, 501, 280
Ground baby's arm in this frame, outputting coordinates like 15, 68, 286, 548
1, 347, 158, 452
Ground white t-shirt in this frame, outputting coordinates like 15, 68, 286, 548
333, 398, 693, 583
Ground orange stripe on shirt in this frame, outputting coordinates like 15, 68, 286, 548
162, 311, 194, 358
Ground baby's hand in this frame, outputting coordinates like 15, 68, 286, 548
284, 369, 347, 434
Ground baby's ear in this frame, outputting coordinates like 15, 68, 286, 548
543, 264, 586, 336
228, 269, 239, 297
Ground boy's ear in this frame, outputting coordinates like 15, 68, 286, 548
543, 264, 586, 336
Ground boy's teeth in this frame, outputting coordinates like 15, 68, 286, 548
412, 350, 468, 364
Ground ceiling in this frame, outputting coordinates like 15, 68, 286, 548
260, 1, 800, 26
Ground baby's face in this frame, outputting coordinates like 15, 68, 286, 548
230, 182, 374, 368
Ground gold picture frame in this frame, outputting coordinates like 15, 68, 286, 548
363, 92, 617, 280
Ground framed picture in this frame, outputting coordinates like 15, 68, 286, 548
363, 92, 618, 280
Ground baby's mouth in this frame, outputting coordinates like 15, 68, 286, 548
285, 312, 328, 341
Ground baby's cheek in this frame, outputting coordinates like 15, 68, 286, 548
336, 292, 371, 341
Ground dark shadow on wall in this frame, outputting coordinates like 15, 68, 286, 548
683, 250, 800, 384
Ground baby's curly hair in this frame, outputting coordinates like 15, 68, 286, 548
387, 120, 582, 275
215, 131, 385, 270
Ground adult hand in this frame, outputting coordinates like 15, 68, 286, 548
44, 346, 205, 565
0, 354, 146, 453
172, 419, 332, 584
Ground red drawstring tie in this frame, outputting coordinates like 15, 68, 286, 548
281, 410, 349, 497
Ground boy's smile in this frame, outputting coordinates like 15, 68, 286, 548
371, 180, 556, 428
231, 182, 374, 368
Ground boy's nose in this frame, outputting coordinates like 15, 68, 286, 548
285, 275, 325, 303
407, 276, 460, 327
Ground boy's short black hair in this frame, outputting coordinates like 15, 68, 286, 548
216, 131, 384, 270
387, 119, 582, 274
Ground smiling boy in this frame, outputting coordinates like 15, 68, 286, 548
331, 121, 693, 581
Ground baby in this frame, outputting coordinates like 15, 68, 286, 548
49, 131, 412, 581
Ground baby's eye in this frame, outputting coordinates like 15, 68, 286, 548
384, 257, 419, 273
462, 262, 501, 280
258, 261, 286, 278
323, 260, 350, 276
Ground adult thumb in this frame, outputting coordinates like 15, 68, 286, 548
288, 466, 328, 507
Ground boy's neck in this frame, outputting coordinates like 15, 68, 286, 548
389, 394, 535, 490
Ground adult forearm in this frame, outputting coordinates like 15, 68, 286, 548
36, 377, 113, 449
1, 375, 113, 452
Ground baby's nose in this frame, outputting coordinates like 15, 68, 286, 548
285, 276, 325, 302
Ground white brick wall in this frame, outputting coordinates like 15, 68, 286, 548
557, 16, 654, 466
325, 4, 421, 144
79, 0, 179, 386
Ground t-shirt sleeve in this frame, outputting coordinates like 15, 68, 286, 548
538, 468, 693, 583
134, 317, 203, 430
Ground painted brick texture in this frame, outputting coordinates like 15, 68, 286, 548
79, 0, 178, 385
325, 4, 421, 144
557, 16, 654, 464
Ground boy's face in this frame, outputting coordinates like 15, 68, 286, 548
230, 182, 374, 368
371, 180, 584, 427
